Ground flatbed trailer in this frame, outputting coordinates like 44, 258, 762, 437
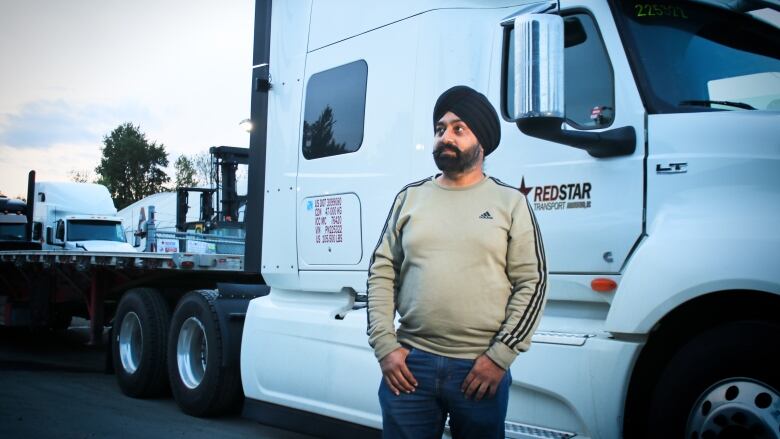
0, 250, 249, 344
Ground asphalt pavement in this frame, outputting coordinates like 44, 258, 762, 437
0, 319, 315, 439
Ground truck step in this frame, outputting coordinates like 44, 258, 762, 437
444, 418, 578, 439
505, 420, 577, 439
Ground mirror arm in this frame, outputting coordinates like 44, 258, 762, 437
516, 117, 636, 158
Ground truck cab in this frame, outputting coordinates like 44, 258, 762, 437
237, 0, 779, 438
46, 214, 132, 252
33, 182, 136, 252
0, 198, 27, 242
0, 197, 39, 251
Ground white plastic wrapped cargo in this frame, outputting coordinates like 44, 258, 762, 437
117, 192, 202, 243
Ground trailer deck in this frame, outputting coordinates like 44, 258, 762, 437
0, 250, 247, 343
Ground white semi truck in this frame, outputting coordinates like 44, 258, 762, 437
32, 181, 136, 252
234, 1, 779, 437
1, 0, 778, 438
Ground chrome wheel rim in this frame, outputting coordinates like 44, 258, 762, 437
687, 378, 780, 439
118, 311, 142, 374
177, 316, 208, 389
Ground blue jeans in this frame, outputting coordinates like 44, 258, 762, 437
378, 347, 511, 439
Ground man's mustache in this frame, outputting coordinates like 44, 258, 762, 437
433, 143, 460, 158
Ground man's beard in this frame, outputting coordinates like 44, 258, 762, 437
433, 142, 481, 173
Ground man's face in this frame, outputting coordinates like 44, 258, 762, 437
433, 111, 482, 173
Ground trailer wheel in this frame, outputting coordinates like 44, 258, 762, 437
112, 288, 170, 397
645, 320, 780, 439
167, 290, 243, 417
50, 313, 72, 331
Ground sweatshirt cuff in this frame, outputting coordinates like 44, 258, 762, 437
485, 341, 518, 370
373, 335, 402, 362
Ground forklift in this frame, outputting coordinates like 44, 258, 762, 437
176, 146, 248, 237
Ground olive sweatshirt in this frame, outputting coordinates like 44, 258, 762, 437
366, 175, 548, 370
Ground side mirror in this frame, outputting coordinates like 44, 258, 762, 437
511, 13, 564, 121
32, 222, 42, 241
55, 220, 65, 241
45, 227, 53, 245
512, 14, 635, 158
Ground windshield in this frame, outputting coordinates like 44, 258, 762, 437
0, 223, 26, 241
67, 220, 126, 242
612, 0, 780, 113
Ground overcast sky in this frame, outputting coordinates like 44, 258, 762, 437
0, 0, 254, 198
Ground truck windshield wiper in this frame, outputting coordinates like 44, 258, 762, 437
679, 100, 756, 110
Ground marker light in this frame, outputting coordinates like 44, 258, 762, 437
591, 278, 617, 293
239, 118, 254, 132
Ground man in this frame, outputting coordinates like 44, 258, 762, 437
367, 85, 548, 439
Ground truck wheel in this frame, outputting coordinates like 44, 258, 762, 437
646, 320, 780, 439
112, 288, 170, 397
167, 290, 242, 417
50, 313, 72, 331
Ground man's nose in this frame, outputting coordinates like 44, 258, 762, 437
440, 127, 456, 144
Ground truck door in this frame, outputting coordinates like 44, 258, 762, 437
295, 32, 418, 275
279, 21, 422, 420
295, 59, 369, 269
492, 2, 646, 274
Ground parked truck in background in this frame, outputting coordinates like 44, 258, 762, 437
32, 181, 135, 252
1, 0, 778, 438
0, 172, 40, 252
0, 197, 33, 250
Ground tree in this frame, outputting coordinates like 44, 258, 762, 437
302, 106, 347, 159
95, 123, 170, 209
174, 155, 198, 188
192, 151, 213, 186
69, 169, 95, 183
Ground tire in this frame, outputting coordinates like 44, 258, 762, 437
645, 320, 780, 439
50, 313, 72, 331
167, 290, 243, 417
112, 288, 171, 398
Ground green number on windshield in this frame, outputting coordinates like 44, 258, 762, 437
634, 3, 688, 19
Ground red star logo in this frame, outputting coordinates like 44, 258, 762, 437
519, 177, 533, 196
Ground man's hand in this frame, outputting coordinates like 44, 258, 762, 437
461, 354, 506, 400
379, 347, 417, 396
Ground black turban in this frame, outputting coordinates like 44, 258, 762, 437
433, 85, 501, 156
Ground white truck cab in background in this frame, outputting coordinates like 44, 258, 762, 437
235, 1, 780, 438
32, 182, 135, 252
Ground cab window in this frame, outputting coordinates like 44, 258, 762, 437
302, 60, 368, 159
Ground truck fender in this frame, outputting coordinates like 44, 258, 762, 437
213, 283, 270, 368
606, 210, 780, 334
